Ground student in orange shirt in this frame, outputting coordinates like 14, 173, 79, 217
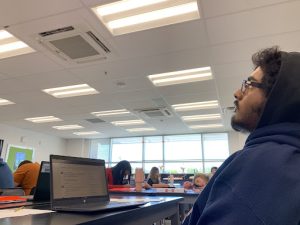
13, 160, 40, 195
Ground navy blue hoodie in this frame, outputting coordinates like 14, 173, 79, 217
0, 158, 14, 188
183, 51, 300, 225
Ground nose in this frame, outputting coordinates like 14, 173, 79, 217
234, 89, 242, 100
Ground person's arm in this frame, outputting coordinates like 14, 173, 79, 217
152, 183, 169, 188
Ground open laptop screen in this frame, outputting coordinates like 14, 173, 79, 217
50, 155, 108, 200
33, 161, 50, 201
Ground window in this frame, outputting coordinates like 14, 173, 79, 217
164, 162, 203, 174
90, 133, 229, 175
144, 163, 164, 174
164, 134, 202, 160
144, 136, 163, 160
111, 137, 142, 162
90, 138, 110, 162
203, 133, 229, 160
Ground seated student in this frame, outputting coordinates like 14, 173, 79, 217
106, 160, 132, 189
208, 166, 218, 179
13, 160, 40, 195
0, 157, 14, 188
147, 167, 168, 188
183, 173, 209, 193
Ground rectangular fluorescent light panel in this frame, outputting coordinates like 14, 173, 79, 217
182, 114, 221, 121
25, 116, 62, 123
189, 124, 223, 129
0, 30, 35, 59
43, 84, 99, 98
92, 0, 200, 36
148, 67, 212, 86
0, 98, 15, 106
73, 131, 100, 136
126, 127, 156, 132
53, 125, 83, 130
172, 100, 219, 111
91, 109, 131, 117
111, 120, 145, 126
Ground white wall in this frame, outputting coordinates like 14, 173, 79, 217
65, 139, 90, 158
0, 124, 66, 163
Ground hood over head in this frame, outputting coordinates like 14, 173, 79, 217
257, 51, 300, 128
0, 158, 6, 166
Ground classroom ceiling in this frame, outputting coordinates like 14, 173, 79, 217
0, 0, 299, 139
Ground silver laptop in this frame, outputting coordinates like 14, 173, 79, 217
50, 155, 145, 212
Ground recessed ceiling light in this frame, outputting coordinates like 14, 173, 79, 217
43, 84, 99, 98
0, 98, 15, 106
148, 67, 212, 86
25, 116, 62, 123
91, 109, 131, 117
182, 114, 221, 121
92, 0, 200, 36
126, 127, 156, 132
0, 30, 35, 59
73, 131, 100, 136
52, 125, 83, 130
189, 124, 223, 129
172, 100, 219, 111
111, 120, 145, 126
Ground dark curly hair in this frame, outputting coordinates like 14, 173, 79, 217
251, 46, 282, 97
18, 160, 32, 168
112, 160, 132, 185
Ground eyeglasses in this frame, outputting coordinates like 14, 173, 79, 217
241, 80, 265, 94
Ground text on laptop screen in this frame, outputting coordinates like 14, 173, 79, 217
52, 160, 107, 199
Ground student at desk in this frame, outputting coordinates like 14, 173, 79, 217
13, 160, 40, 195
0, 157, 14, 188
106, 160, 132, 189
183, 173, 209, 193
147, 167, 168, 188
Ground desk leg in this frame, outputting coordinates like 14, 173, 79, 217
169, 205, 180, 225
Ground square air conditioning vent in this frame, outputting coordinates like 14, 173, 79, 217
37, 25, 111, 64
136, 108, 172, 118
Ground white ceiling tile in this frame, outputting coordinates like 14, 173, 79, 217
0, 53, 63, 77
0, 0, 83, 25
111, 20, 209, 58
206, 1, 300, 44
201, 0, 290, 18
210, 30, 300, 64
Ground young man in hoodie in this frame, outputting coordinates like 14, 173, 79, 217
0, 157, 14, 188
183, 47, 300, 225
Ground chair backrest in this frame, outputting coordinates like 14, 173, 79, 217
0, 188, 25, 196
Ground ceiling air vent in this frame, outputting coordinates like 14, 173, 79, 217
136, 108, 172, 118
37, 25, 111, 63
86, 118, 106, 123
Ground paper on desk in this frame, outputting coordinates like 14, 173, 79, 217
110, 197, 164, 203
0, 208, 54, 219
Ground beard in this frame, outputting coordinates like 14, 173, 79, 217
231, 101, 265, 133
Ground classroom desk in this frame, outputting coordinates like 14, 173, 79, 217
110, 188, 199, 205
0, 195, 183, 225
110, 188, 199, 221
